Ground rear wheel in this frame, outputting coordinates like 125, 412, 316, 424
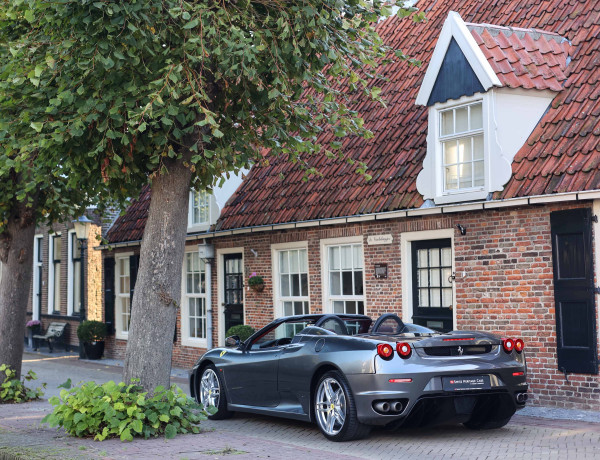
314, 370, 371, 441
197, 365, 233, 420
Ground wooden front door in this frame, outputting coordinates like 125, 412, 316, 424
223, 253, 244, 335
550, 208, 598, 374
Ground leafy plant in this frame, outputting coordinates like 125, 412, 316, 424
225, 325, 256, 342
77, 321, 107, 343
247, 272, 264, 287
0, 364, 45, 403
42, 380, 212, 441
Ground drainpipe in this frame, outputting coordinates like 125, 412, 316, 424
198, 243, 215, 350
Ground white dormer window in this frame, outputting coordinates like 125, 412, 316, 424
188, 190, 211, 229
439, 101, 484, 193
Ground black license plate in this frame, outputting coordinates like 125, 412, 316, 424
442, 375, 491, 391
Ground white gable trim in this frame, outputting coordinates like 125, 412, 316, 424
416, 11, 501, 106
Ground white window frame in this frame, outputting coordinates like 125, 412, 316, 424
48, 233, 61, 314
271, 241, 310, 318
187, 190, 212, 232
181, 250, 208, 348
400, 229, 456, 329
67, 230, 78, 316
32, 235, 43, 320
320, 236, 366, 315
115, 252, 133, 340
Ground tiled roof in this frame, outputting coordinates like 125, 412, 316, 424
108, 0, 600, 241
106, 185, 150, 244
468, 23, 571, 92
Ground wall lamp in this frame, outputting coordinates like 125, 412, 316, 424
250, 248, 258, 257
456, 224, 467, 236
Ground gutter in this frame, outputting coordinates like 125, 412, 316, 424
97, 189, 600, 250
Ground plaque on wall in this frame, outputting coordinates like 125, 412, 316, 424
367, 234, 393, 245
374, 263, 388, 279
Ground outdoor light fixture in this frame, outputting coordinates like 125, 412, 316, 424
456, 224, 467, 235
73, 215, 92, 240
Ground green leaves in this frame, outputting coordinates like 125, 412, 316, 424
0, 365, 46, 403
42, 379, 206, 441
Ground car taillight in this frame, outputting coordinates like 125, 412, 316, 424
377, 343, 394, 360
502, 338, 515, 353
396, 342, 412, 359
514, 338, 524, 353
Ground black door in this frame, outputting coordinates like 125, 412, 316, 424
412, 239, 453, 332
550, 208, 598, 374
224, 253, 244, 335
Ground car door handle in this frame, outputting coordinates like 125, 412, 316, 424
282, 344, 303, 353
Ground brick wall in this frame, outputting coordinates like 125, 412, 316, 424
103, 201, 600, 410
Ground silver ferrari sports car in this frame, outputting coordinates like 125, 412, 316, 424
189, 313, 528, 441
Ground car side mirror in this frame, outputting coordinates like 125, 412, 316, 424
225, 335, 241, 348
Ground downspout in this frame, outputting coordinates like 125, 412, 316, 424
205, 259, 213, 350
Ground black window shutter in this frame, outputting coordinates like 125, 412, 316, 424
104, 257, 115, 335
129, 254, 140, 303
550, 208, 598, 374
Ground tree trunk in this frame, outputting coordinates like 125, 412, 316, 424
0, 202, 37, 379
123, 157, 193, 390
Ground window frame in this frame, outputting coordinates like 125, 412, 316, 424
114, 252, 133, 340
48, 233, 62, 314
180, 249, 208, 348
187, 190, 212, 232
271, 241, 310, 319
67, 230, 83, 316
320, 236, 366, 316
32, 235, 44, 320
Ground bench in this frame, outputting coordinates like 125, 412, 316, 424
33, 322, 68, 352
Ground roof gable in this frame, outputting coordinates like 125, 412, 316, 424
427, 37, 486, 105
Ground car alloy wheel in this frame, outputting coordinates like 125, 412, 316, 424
315, 376, 347, 436
200, 367, 221, 409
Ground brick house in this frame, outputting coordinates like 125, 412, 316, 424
102, 0, 600, 410
22, 209, 117, 351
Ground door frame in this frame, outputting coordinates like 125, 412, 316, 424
217, 247, 245, 347
401, 229, 456, 329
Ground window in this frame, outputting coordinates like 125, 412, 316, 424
115, 255, 131, 338
181, 251, 207, 345
68, 231, 82, 316
48, 234, 62, 314
440, 101, 483, 192
324, 240, 365, 315
33, 235, 43, 319
278, 248, 309, 316
188, 190, 211, 228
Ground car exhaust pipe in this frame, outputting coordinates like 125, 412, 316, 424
391, 401, 403, 413
516, 392, 528, 403
374, 401, 390, 413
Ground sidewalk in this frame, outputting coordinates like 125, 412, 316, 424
1, 351, 599, 459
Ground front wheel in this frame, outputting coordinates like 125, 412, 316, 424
314, 370, 371, 441
197, 365, 233, 420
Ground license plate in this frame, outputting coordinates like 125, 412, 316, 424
442, 375, 491, 391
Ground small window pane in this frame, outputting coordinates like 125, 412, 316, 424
330, 272, 341, 295
356, 301, 365, 315
280, 274, 290, 297
444, 140, 458, 165
333, 301, 345, 313
474, 160, 485, 186
345, 301, 356, 314
459, 163, 473, 189
299, 249, 308, 272
330, 247, 340, 270
442, 288, 453, 307
280, 251, 289, 274
290, 250, 299, 273
441, 110, 453, 135
441, 247, 452, 266
430, 289, 441, 307
283, 301, 293, 316
342, 271, 353, 295
458, 137, 472, 163
429, 248, 440, 266
445, 165, 458, 190
353, 245, 363, 269
300, 273, 308, 296
430, 268, 441, 287
442, 268, 453, 287
473, 134, 484, 160
353, 271, 363, 296
470, 103, 483, 129
341, 246, 353, 270
455, 107, 468, 132
291, 274, 300, 297
419, 288, 429, 307
418, 249, 428, 268
53, 236, 62, 261
419, 269, 429, 287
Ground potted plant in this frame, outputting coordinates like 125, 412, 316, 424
25, 320, 41, 350
225, 324, 256, 344
77, 320, 107, 360
248, 272, 265, 292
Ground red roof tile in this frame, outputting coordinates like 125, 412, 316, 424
106, 186, 150, 243
108, 0, 600, 241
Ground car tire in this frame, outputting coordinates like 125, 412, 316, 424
314, 370, 371, 442
463, 416, 512, 430
197, 364, 234, 420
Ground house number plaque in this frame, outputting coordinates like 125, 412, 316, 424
374, 263, 388, 279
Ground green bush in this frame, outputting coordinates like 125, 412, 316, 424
0, 364, 45, 403
225, 324, 255, 342
77, 321, 107, 343
42, 380, 212, 441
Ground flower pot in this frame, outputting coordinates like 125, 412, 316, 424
250, 283, 265, 293
83, 341, 105, 360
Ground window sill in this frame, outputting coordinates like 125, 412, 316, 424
433, 189, 488, 205
115, 332, 129, 341
187, 223, 211, 233
181, 337, 208, 348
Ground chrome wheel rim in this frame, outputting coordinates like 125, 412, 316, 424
199, 368, 220, 408
315, 377, 346, 436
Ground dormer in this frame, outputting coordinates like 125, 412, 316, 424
416, 12, 571, 204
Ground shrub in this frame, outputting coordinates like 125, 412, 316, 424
247, 272, 264, 287
42, 380, 212, 441
77, 321, 107, 343
225, 324, 255, 342
0, 364, 45, 403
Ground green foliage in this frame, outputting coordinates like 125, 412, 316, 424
42, 380, 212, 441
0, 0, 423, 228
0, 364, 45, 403
225, 325, 255, 342
76, 321, 107, 343
247, 272, 264, 287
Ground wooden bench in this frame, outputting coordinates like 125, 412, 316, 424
33, 322, 68, 352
